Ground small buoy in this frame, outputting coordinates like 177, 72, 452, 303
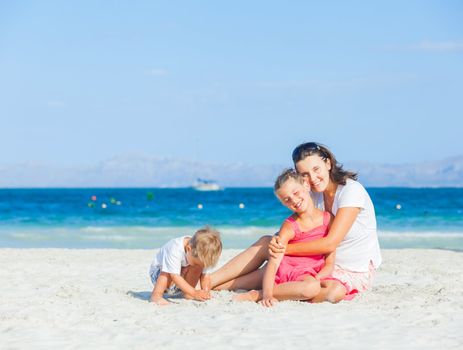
395, 204, 402, 210
146, 192, 154, 201
239, 203, 245, 209
87, 202, 95, 208
102, 203, 107, 209
197, 203, 203, 209
116, 201, 122, 205
91, 195, 97, 201
110, 197, 117, 204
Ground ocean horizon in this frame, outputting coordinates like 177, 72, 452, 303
1, 187, 462, 250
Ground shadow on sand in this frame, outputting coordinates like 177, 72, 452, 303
127, 290, 151, 301
127, 290, 184, 302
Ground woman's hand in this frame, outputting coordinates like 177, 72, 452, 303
268, 235, 286, 258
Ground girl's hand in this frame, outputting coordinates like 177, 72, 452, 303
259, 296, 279, 308
268, 236, 286, 258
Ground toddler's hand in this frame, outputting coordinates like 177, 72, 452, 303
193, 289, 211, 301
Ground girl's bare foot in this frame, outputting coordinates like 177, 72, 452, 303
151, 297, 170, 306
232, 290, 261, 302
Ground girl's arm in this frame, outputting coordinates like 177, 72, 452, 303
261, 221, 294, 307
270, 207, 361, 256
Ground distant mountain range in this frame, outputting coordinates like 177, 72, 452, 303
0, 155, 462, 188
347, 155, 463, 187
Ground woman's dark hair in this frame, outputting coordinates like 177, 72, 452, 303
291, 142, 357, 185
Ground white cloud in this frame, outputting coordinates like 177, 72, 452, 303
145, 68, 168, 76
46, 100, 67, 108
256, 80, 320, 89
255, 76, 414, 90
411, 40, 463, 52
256, 79, 374, 90
383, 40, 463, 53
255, 78, 371, 93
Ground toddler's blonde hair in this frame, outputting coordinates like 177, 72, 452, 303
189, 226, 222, 268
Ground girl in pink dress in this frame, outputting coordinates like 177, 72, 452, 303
235, 169, 346, 307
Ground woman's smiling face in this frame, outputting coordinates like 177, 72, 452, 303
295, 155, 331, 193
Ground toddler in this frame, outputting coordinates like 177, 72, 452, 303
149, 226, 222, 305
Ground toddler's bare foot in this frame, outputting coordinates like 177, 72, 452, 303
151, 297, 170, 306
232, 290, 261, 302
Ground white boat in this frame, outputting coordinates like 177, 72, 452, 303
192, 178, 222, 191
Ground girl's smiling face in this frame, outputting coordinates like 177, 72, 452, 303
276, 178, 311, 213
295, 155, 331, 193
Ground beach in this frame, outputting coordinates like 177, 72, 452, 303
1, 248, 462, 349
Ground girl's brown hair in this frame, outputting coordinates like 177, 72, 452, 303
274, 168, 305, 192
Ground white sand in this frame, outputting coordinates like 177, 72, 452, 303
1, 249, 462, 349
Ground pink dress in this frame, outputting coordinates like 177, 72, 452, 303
275, 211, 331, 285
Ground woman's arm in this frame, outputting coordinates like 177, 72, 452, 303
261, 221, 294, 307
270, 207, 361, 256
316, 250, 335, 280
315, 212, 335, 279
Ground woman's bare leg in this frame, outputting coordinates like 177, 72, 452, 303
210, 235, 272, 289
215, 267, 265, 291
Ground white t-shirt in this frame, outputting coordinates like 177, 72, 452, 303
311, 179, 382, 272
149, 236, 189, 276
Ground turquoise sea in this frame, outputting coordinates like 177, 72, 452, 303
1, 188, 462, 250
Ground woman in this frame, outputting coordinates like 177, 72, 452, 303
210, 142, 382, 300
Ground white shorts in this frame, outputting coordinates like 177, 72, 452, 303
331, 261, 375, 300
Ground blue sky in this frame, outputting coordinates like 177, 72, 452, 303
1, 1, 462, 167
